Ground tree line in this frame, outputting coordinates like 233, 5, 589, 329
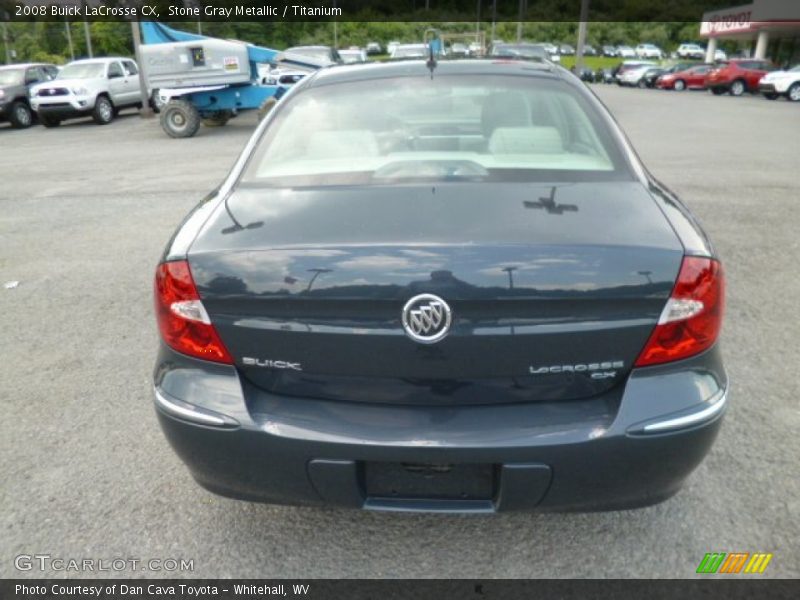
1, 20, 717, 65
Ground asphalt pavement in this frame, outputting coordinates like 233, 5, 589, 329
1, 87, 799, 578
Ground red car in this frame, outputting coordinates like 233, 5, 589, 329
706, 59, 776, 96
656, 64, 714, 91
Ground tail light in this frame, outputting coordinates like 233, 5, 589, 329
635, 256, 724, 367
154, 260, 233, 364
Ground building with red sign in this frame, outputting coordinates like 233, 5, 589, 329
700, 0, 800, 65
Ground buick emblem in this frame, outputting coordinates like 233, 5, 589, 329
402, 294, 452, 344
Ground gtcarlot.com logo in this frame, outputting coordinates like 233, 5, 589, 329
14, 554, 194, 573
697, 552, 773, 574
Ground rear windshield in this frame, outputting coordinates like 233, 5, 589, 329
241, 73, 631, 187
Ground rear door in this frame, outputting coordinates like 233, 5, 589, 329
121, 60, 142, 104
106, 61, 128, 105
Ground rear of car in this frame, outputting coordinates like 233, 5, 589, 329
707, 59, 775, 96
153, 61, 726, 513
677, 44, 705, 60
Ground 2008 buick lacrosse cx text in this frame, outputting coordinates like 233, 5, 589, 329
152, 59, 726, 514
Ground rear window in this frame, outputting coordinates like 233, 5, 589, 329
241, 74, 631, 187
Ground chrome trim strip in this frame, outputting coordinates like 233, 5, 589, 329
154, 387, 230, 427
643, 390, 728, 433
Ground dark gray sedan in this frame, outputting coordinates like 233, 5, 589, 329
153, 60, 726, 513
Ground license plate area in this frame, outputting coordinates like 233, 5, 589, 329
363, 461, 496, 501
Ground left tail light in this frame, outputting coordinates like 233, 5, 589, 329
634, 256, 724, 367
154, 260, 233, 364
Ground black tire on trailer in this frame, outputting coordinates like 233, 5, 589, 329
8, 101, 33, 128
92, 95, 114, 125
201, 111, 233, 127
257, 97, 277, 121
39, 114, 61, 128
160, 99, 201, 138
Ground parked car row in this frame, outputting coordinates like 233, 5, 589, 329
1, 58, 144, 129
597, 58, 800, 102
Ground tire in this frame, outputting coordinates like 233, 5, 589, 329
257, 97, 277, 121
92, 95, 114, 124
8, 101, 33, 128
39, 114, 61, 128
730, 79, 745, 96
201, 111, 232, 127
674, 79, 686, 91
711, 87, 726, 95
788, 82, 800, 102
637, 78, 647, 89
160, 99, 201, 138
763, 92, 779, 100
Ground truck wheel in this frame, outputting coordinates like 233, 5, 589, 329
674, 79, 686, 91
40, 115, 61, 128
730, 79, 745, 96
201, 111, 232, 127
9, 101, 33, 128
788, 83, 800, 102
160, 99, 201, 138
257, 97, 277, 121
92, 95, 114, 124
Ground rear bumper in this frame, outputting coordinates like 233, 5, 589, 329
153, 344, 727, 513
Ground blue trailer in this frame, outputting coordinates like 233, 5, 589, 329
139, 22, 327, 138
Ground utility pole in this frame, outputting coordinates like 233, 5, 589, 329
490, 0, 496, 44
575, 0, 590, 72
333, 1, 338, 48
83, 21, 93, 57
65, 22, 75, 61
1, 16, 11, 64
131, 21, 154, 118
516, 0, 524, 43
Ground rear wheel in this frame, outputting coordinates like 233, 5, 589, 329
9, 101, 33, 128
730, 79, 745, 96
39, 114, 61, 128
788, 82, 800, 102
674, 79, 686, 91
160, 99, 201, 138
637, 78, 647, 89
92, 95, 114, 124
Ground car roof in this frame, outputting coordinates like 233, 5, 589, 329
306, 59, 561, 88
0, 62, 54, 70
67, 57, 131, 65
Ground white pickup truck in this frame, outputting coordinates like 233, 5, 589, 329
30, 57, 144, 127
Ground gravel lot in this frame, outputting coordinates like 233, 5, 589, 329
1, 86, 799, 579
